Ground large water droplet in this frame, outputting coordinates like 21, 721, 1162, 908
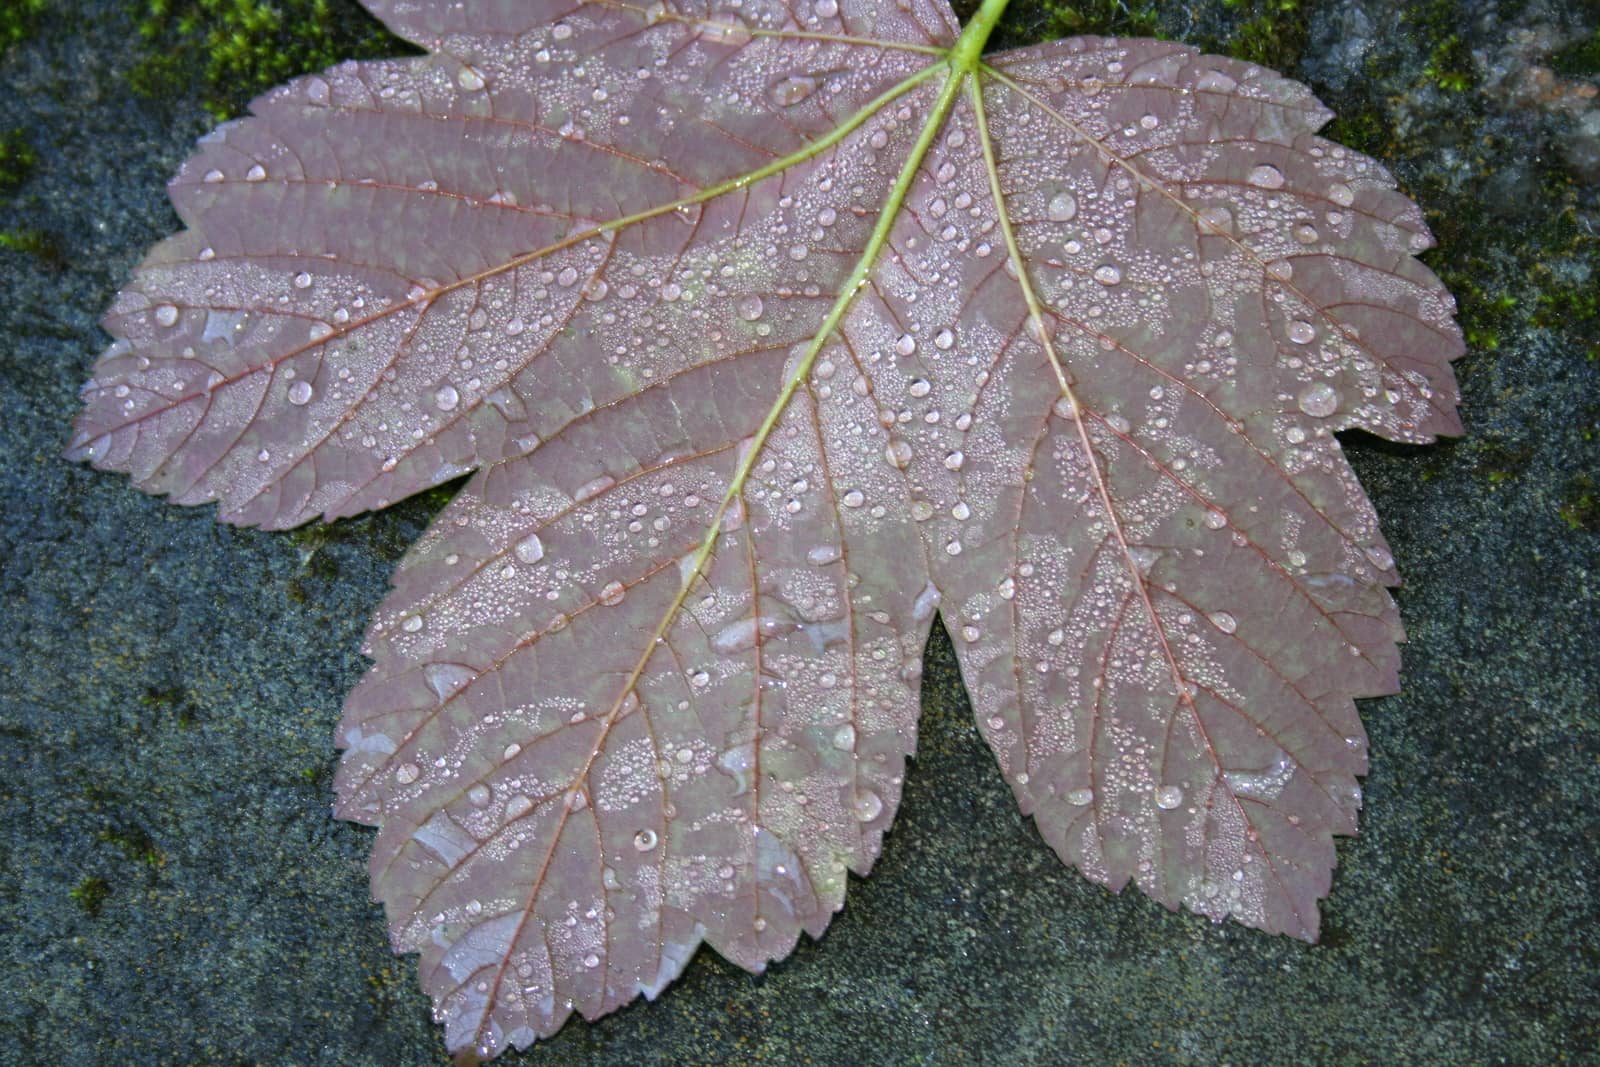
1155, 785, 1184, 809
434, 384, 460, 411
769, 75, 818, 107
1248, 164, 1285, 189
1208, 610, 1238, 634
154, 304, 179, 328
456, 65, 485, 91
736, 294, 764, 321
287, 380, 314, 406
1297, 381, 1340, 418
852, 789, 883, 821
514, 533, 545, 565
633, 829, 659, 852
1047, 191, 1078, 221
1288, 320, 1316, 344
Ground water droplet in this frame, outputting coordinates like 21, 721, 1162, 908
402, 614, 424, 633
1288, 320, 1316, 344
894, 333, 916, 357
1203, 509, 1227, 530
514, 533, 545, 565
960, 623, 980, 642
245, 163, 266, 182
1297, 381, 1340, 418
769, 75, 818, 107
832, 724, 856, 750
908, 377, 931, 398
1197, 206, 1233, 234
1248, 164, 1285, 189
1066, 788, 1093, 806
690, 670, 710, 688
551, 21, 573, 40
395, 763, 420, 785
1365, 544, 1394, 570
1328, 181, 1355, 207
1208, 610, 1238, 634
1155, 785, 1184, 810
1047, 191, 1077, 221
154, 304, 179, 327
853, 790, 883, 821
698, 15, 752, 45
599, 580, 626, 606
457, 66, 485, 91
583, 953, 600, 969
1293, 223, 1320, 244
736, 294, 764, 321
814, 0, 839, 16
943, 450, 964, 471
468, 784, 492, 807
292, 271, 312, 289
1266, 259, 1294, 281
1093, 264, 1122, 286
807, 544, 841, 566
633, 829, 659, 851
934, 328, 955, 350
434, 384, 460, 411
287, 380, 314, 406
557, 266, 579, 287
884, 438, 913, 469
841, 489, 864, 508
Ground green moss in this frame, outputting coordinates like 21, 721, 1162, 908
0, 0, 46, 49
1549, 27, 1600, 79
129, 0, 407, 119
96, 824, 164, 868
1038, 0, 1162, 40
1559, 474, 1599, 532
1213, 0, 1307, 70
0, 227, 66, 268
0, 127, 36, 191
1424, 34, 1475, 92
70, 876, 112, 917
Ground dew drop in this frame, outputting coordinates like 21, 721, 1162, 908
841, 489, 864, 508
292, 271, 312, 290
287, 380, 314, 406
1248, 164, 1285, 189
853, 790, 883, 821
467, 784, 492, 807
736, 294, 764, 321
960, 623, 981, 642
884, 438, 913, 469
402, 614, 424, 633
1093, 264, 1123, 286
934, 328, 955, 350
1066, 788, 1093, 806
1329, 182, 1355, 207
814, 0, 838, 15
456, 66, 485, 91
698, 15, 751, 45
769, 75, 818, 107
1297, 381, 1341, 418
633, 829, 659, 852
1288, 320, 1316, 344
434, 384, 460, 411
1046, 191, 1078, 222
244, 163, 266, 182
395, 763, 420, 785
1155, 785, 1184, 810
599, 580, 626, 606
514, 533, 545, 565
1208, 611, 1238, 634
832, 724, 856, 750
1203, 508, 1227, 530
894, 333, 916, 357
1197, 206, 1233, 234
943, 450, 964, 471
154, 304, 179, 327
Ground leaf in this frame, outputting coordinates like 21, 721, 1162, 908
69, 0, 1463, 1058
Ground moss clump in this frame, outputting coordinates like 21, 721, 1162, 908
0, 0, 46, 49
1549, 27, 1600, 79
1559, 474, 1599, 532
1213, 0, 1307, 71
129, 0, 407, 119
1038, 0, 1163, 40
1424, 34, 1475, 92
0, 127, 36, 191
70, 876, 112, 917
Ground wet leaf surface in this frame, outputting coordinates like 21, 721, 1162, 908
69, 0, 1461, 1058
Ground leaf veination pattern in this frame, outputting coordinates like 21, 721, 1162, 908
70, 0, 1462, 1057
